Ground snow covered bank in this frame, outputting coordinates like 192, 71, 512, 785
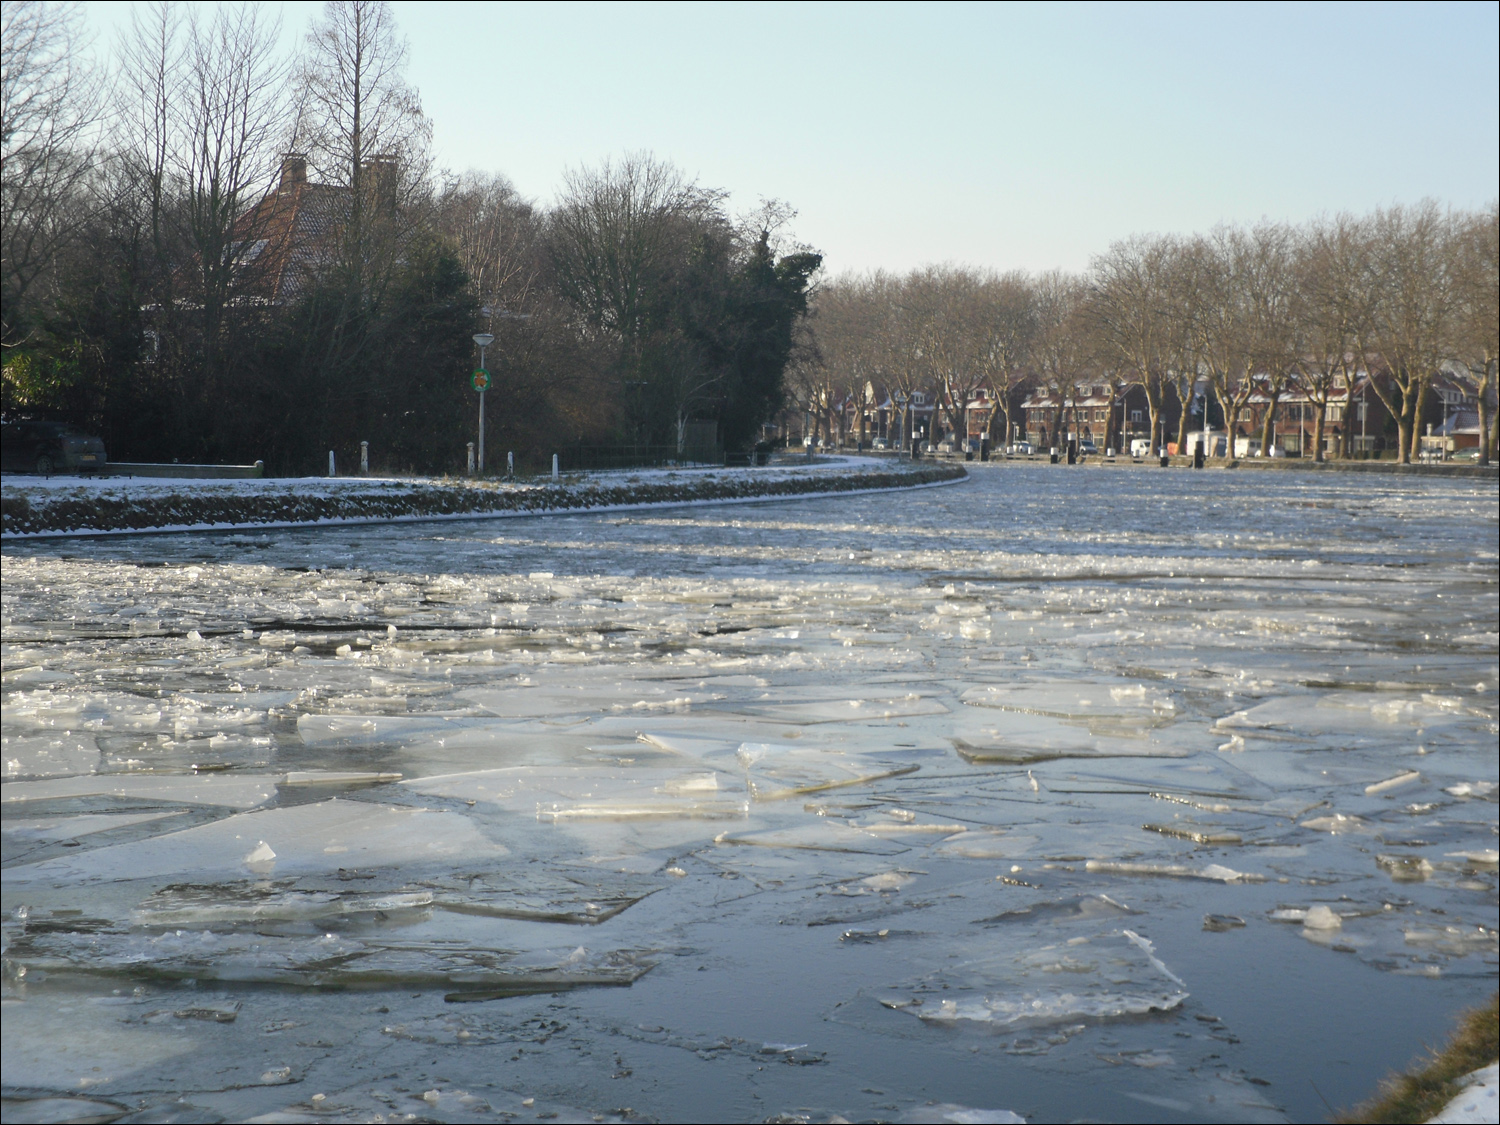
0, 460, 966, 538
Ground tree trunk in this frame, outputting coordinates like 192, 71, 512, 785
1175, 404, 1191, 455
1404, 379, 1429, 463
1259, 392, 1279, 457
1479, 383, 1493, 466
1312, 401, 1327, 463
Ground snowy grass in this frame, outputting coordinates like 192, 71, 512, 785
1, 459, 967, 538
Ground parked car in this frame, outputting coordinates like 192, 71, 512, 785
870, 437, 890, 451
1007, 441, 1034, 456
936, 439, 957, 454
1078, 440, 1098, 456
0, 420, 107, 475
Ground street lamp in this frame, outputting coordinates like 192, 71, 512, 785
472, 332, 494, 474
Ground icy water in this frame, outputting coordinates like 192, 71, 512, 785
2, 464, 1496, 1125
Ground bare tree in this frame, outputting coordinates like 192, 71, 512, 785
1450, 202, 1498, 464
295, 0, 428, 196
1088, 238, 1172, 452
971, 270, 1035, 449
438, 171, 539, 310
1356, 202, 1456, 463
1, 0, 101, 345
1291, 214, 1371, 461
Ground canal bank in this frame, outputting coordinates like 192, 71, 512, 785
0, 460, 967, 538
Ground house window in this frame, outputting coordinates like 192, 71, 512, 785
1131, 410, 1142, 422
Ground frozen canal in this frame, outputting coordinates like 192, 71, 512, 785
3, 465, 1496, 1125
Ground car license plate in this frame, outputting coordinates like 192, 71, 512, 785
81, 454, 97, 461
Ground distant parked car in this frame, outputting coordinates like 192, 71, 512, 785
1007, 441, 1034, 455
870, 437, 890, 450
1130, 438, 1153, 458
936, 439, 957, 454
1, 420, 107, 475
1079, 439, 1098, 456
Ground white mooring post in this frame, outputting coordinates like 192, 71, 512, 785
507, 451, 514, 478
360, 441, 369, 475
328, 450, 336, 477
467, 443, 476, 476
551, 453, 559, 481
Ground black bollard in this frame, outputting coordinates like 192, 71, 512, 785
1193, 444, 1205, 469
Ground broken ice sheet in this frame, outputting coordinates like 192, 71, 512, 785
7, 925, 653, 993
1, 771, 276, 809
875, 929, 1188, 1030
716, 820, 911, 855
2, 810, 186, 844
6, 799, 505, 885
402, 765, 749, 820
735, 742, 919, 801
1, 733, 102, 778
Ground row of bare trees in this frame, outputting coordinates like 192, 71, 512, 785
807, 204, 1498, 464
2, 1, 818, 471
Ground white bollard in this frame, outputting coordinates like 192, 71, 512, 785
551, 453, 559, 481
360, 441, 369, 475
467, 443, 475, 476
507, 451, 514, 478
328, 450, 336, 477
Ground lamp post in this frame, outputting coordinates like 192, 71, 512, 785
472, 332, 494, 474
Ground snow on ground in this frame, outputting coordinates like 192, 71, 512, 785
1429, 1063, 1500, 1124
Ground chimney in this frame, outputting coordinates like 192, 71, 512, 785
364, 154, 398, 215
279, 153, 307, 192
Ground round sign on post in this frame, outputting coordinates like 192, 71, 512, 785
472, 369, 491, 392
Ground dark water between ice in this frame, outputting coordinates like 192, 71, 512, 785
3, 464, 1496, 1124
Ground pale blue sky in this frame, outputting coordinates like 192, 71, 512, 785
84, 1, 1499, 273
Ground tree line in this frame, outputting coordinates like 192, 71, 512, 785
802, 204, 1497, 465
1, 0, 820, 473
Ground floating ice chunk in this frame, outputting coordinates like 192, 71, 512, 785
280, 770, 403, 787
1376, 854, 1433, 882
879, 930, 1188, 1029
404, 766, 747, 821
978, 895, 1140, 926
1300, 813, 1367, 834
1, 733, 101, 778
1203, 914, 1246, 932
1084, 860, 1262, 883
1, 810, 184, 843
936, 832, 1038, 860
7, 799, 505, 885
1365, 770, 1421, 795
1142, 824, 1242, 845
1123, 929, 1186, 987
242, 840, 276, 874
133, 884, 435, 927
734, 742, 919, 801
715, 821, 909, 855
1446, 850, 1500, 866
9, 926, 654, 994
1303, 905, 1343, 930
0, 1098, 132, 1123
1444, 781, 1496, 798
1, 772, 275, 809
896, 1106, 1026, 1124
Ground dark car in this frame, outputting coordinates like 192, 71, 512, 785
1, 420, 108, 475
